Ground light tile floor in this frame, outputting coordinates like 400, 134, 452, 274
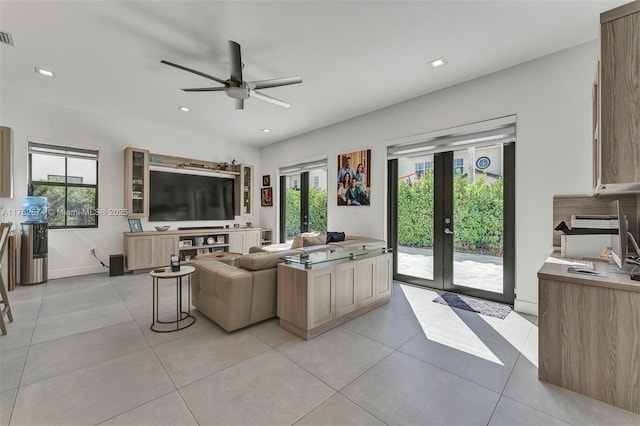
1, 273, 639, 426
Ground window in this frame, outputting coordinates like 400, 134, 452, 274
476, 156, 491, 170
454, 158, 464, 175
313, 176, 319, 189
414, 161, 433, 178
28, 142, 99, 228
292, 179, 299, 190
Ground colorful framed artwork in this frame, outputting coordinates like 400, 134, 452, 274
337, 149, 371, 206
262, 175, 271, 186
261, 187, 273, 207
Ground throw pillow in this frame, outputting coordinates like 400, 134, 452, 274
290, 235, 304, 249
302, 234, 326, 247
326, 231, 346, 243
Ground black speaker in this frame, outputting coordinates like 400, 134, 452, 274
109, 254, 124, 276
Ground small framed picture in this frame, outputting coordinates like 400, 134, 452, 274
262, 175, 271, 186
128, 218, 143, 233
261, 187, 273, 207
196, 248, 209, 256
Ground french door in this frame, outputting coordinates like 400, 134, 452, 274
389, 142, 515, 304
279, 168, 328, 242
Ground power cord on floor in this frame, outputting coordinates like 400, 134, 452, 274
91, 249, 109, 269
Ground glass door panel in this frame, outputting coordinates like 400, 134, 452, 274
396, 154, 435, 281
451, 145, 504, 294
307, 168, 328, 233
391, 142, 514, 304
283, 174, 301, 242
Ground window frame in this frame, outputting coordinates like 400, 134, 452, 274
28, 142, 99, 229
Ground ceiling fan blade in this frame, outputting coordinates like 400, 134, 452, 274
182, 87, 226, 92
234, 98, 244, 110
228, 40, 243, 83
161, 60, 227, 85
248, 77, 303, 90
250, 90, 291, 108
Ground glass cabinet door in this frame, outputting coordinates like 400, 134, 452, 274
125, 148, 149, 217
242, 165, 253, 215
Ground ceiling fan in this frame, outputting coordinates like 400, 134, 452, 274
161, 40, 302, 110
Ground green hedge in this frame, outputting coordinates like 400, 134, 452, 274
399, 171, 503, 255
285, 188, 327, 238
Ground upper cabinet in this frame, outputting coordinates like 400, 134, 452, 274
595, 1, 640, 192
124, 147, 149, 217
240, 164, 253, 215
0, 126, 12, 198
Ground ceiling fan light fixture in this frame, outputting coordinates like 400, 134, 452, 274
225, 86, 250, 100
428, 57, 447, 68
178, 106, 190, 112
35, 67, 55, 77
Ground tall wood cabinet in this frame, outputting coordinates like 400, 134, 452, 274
595, 1, 640, 192
0, 126, 13, 198
124, 148, 149, 217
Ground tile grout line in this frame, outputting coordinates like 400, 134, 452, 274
8, 284, 47, 426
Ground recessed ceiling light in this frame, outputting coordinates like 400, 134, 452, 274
178, 106, 190, 112
35, 67, 55, 77
428, 57, 447, 68
261, 128, 271, 133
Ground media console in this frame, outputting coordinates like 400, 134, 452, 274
123, 228, 261, 273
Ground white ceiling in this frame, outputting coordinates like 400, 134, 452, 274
0, 0, 627, 147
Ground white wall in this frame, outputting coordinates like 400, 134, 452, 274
0, 89, 260, 279
259, 41, 598, 315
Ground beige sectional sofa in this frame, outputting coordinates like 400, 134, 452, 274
190, 234, 384, 332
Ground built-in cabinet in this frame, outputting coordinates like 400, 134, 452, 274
0, 126, 13, 198
595, 1, 640, 192
122, 147, 254, 217
240, 164, 253, 215
124, 147, 149, 217
261, 229, 273, 246
124, 228, 261, 272
277, 252, 393, 339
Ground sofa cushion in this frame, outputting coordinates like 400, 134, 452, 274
235, 249, 303, 271
302, 233, 327, 247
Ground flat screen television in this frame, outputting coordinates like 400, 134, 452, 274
149, 170, 235, 221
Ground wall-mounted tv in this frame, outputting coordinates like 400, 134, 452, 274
149, 170, 235, 221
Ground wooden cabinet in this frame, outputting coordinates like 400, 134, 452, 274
357, 257, 377, 308
308, 268, 335, 329
538, 260, 640, 414
244, 229, 260, 253
375, 253, 393, 300
155, 235, 179, 266
0, 126, 13, 198
125, 235, 155, 270
124, 229, 260, 272
228, 232, 244, 254
595, 2, 640, 192
124, 148, 149, 217
335, 262, 357, 317
277, 251, 393, 339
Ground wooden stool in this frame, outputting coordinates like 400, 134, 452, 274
0, 222, 14, 335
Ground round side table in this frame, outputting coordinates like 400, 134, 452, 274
149, 265, 196, 333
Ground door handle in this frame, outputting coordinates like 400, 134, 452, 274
444, 228, 454, 235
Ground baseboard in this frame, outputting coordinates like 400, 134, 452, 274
514, 298, 538, 316
48, 265, 108, 280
